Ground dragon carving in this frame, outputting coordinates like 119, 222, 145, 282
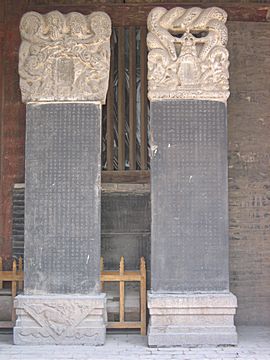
19, 11, 111, 103
147, 7, 230, 102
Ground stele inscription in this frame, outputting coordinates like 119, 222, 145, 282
147, 7, 230, 102
19, 11, 111, 103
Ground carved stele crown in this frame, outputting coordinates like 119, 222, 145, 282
147, 7, 230, 102
19, 11, 111, 103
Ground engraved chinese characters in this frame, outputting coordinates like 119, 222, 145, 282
150, 100, 229, 292
147, 7, 229, 102
19, 11, 111, 103
24, 103, 101, 294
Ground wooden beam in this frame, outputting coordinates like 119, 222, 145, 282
26, 3, 270, 24
140, 26, 148, 171
140, 257, 147, 336
0, 272, 24, 281
101, 273, 142, 282
0, 321, 13, 329
106, 35, 115, 171
129, 27, 137, 171
117, 27, 125, 170
119, 256, 125, 323
107, 321, 142, 329
101, 170, 150, 184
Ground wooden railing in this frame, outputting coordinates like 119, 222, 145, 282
101, 256, 147, 335
102, 26, 150, 183
0, 256, 147, 335
0, 257, 24, 327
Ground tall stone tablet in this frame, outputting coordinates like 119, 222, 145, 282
147, 7, 237, 346
24, 103, 101, 295
14, 11, 111, 345
151, 100, 228, 293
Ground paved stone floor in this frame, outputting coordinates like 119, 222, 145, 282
0, 327, 269, 360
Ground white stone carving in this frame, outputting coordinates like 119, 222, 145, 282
14, 294, 107, 345
19, 11, 111, 103
147, 7, 230, 102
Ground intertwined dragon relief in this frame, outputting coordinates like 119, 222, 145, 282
18, 302, 95, 340
147, 7, 230, 102
14, 296, 106, 344
19, 11, 111, 103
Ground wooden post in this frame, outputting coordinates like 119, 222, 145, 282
100, 256, 104, 292
0, 257, 3, 289
140, 257, 147, 335
18, 257, 23, 291
106, 34, 115, 171
11, 259, 17, 322
129, 26, 137, 170
140, 26, 148, 170
119, 256, 125, 323
117, 27, 125, 170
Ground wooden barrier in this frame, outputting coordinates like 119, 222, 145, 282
102, 27, 150, 175
101, 256, 147, 335
0, 256, 147, 334
0, 257, 24, 327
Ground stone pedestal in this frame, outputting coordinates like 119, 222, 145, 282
15, 11, 111, 345
147, 7, 237, 347
14, 295, 106, 345
148, 293, 237, 347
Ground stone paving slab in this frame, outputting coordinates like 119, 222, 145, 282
0, 327, 269, 360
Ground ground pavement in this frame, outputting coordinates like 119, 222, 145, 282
0, 326, 269, 360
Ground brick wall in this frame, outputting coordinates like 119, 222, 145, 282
228, 22, 270, 325
0, 1, 26, 259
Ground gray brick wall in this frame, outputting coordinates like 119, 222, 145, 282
228, 21, 270, 325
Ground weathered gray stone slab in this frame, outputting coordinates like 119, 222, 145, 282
24, 103, 101, 294
151, 100, 229, 293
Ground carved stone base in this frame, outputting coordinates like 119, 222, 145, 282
148, 292, 237, 347
14, 294, 106, 345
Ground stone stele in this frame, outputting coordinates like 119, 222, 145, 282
15, 11, 111, 345
19, 11, 111, 103
147, 7, 230, 102
147, 7, 237, 347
